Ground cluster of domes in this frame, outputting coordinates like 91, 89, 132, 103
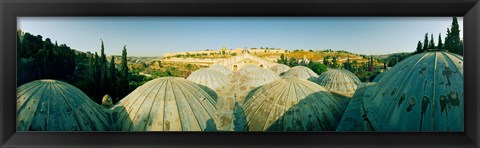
313, 69, 361, 95
282, 66, 319, 80
242, 78, 344, 131
16, 80, 111, 131
17, 51, 464, 132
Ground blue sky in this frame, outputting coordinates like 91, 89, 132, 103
18, 17, 463, 57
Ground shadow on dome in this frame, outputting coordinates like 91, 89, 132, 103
265, 91, 344, 131
242, 86, 263, 105
336, 83, 376, 131
196, 84, 219, 102
110, 105, 132, 131
204, 118, 218, 131
232, 102, 248, 131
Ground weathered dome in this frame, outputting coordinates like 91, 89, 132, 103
269, 64, 290, 75
115, 77, 217, 131
187, 68, 230, 91
282, 66, 318, 80
242, 78, 344, 131
313, 69, 361, 94
363, 51, 463, 131
16, 79, 111, 131
239, 64, 263, 73
238, 68, 281, 89
210, 64, 232, 76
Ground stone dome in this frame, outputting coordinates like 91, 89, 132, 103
239, 64, 263, 74
269, 64, 290, 75
242, 78, 344, 131
238, 67, 281, 89
187, 68, 230, 91
282, 66, 318, 80
115, 77, 218, 131
363, 51, 464, 131
16, 79, 111, 131
210, 64, 232, 76
313, 69, 361, 94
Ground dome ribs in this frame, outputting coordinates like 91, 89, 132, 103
126, 79, 163, 131
245, 80, 286, 131
173, 79, 212, 131
17, 80, 110, 131
140, 78, 167, 131
359, 51, 463, 131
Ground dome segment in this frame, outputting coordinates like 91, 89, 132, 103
210, 64, 232, 76
238, 64, 263, 74
243, 78, 344, 131
269, 64, 290, 75
116, 77, 217, 131
238, 68, 281, 89
363, 51, 464, 131
282, 66, 318, 80
187, 68, 230, 91
314, 69, 361, 94
16, 79, 111, 131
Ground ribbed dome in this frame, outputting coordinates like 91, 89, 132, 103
282, 66, 318, 80
187, 68, 230, 91
242, 78, 344, 131
313, 69, 361, 94
363, 51, 463, 131
210, 64, 232, 76
239, 64, 263, 73
115, 77, 217, 131
16, 79, 111, 131
238, 68, 281, 89
270, 64, 290, 75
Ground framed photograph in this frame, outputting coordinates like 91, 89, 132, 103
1, 0, 479, 147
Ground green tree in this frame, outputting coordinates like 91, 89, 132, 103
307, 61, 328, 75
288, 57, 298, 67
109, 56, 117, 102
323, 57, 330, 67
423, 33, 429, 51
437, 33, 443, 49
416, 41, 423, 53
119, 45, 129, 99
277, 53, 288, 64
429, 33, 435, 49
331, 56, 338, 68
100, 40, 108, 95
447, 17, 463, 55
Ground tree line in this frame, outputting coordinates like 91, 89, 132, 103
415, 17, 463, 55
17, 30, 130, 104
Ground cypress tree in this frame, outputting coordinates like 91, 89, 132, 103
416, 41, 423, 53
450, 17, 462, 55
429, 33, 435, 49
109, 56, 117, 102
438, 33, 443, 49
119, 45, 129, 98
423, 33, 429, 52
100, 40, 108, 95
445, 28, 453, 52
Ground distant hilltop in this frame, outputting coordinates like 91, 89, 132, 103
163, 47, 287, 58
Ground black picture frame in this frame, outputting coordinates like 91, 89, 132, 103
1, 0, 479, 148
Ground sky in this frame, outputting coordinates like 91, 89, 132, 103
18, 17, 463, 57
